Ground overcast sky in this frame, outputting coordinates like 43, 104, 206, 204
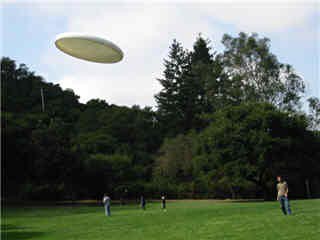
2, 0, 319, 108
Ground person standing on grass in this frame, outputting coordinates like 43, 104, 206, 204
276, 176, 292, 215
103, 194, 111, 216
140, 195, 146, 210
161, 195, 166, 210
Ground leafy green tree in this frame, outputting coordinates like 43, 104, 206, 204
81, 153, 133, 198
2, 112, 34, 199
198, 102, 319, 199
1, 57, 80, 116
1, 57, 82, 200
154, 102, 320, 199
220, 32, 305, 110
154, 132, 196, 181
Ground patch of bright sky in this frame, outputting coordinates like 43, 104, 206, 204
1, 0, 319, 110
2, 3, 69, 81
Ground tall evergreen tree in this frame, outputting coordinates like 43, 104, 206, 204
155, 39, 190, 136
156, 36, 216, 136
191, 34, 213, 65
185, 34, 214, 128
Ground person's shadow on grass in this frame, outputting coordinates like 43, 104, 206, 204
1, 224, 45, 240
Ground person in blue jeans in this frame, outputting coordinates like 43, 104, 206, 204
276, 176, 292, 215
103, 194, 111, 216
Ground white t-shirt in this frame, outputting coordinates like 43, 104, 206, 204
103, 196, 110, 205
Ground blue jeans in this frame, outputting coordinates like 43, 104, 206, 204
105, 204, 111, 216
279, 196, 292, 215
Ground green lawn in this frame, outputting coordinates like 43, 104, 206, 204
2, 199, 319, 240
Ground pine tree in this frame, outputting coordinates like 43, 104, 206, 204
155, 39, 190, 137
180, 34, 214, 131
188, 34, 215, 117
156, 36, 216, 136
191, 34, 213, 65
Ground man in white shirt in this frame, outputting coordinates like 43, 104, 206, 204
161, 195, 166, 210
102, 194, 111, 216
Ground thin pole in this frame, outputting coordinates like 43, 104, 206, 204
305, 179, 311, 198
40, 88, 45, 112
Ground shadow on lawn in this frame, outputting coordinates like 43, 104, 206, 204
3, 205, 103, 218
1, 231, 45, 240
1, 224, 45, 240
1, 224, 25, 231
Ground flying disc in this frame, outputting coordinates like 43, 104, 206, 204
55, 33, 123, 63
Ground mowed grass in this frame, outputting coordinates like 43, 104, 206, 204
2, 199, 319, 240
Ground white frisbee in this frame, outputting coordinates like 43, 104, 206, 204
55, 32, 123, 63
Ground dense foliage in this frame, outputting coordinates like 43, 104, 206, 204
2, 57, 161, 200
154, 103, 320, 199
2, 32, 320, 201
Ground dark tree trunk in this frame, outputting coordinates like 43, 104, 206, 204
305, 179, 311, 198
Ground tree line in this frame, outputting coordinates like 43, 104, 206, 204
2, 32, 320, 201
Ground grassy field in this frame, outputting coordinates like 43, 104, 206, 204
2, 199, 319, 240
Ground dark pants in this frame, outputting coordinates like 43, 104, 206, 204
279, 196, 292, 215
105, 204, 111, 216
